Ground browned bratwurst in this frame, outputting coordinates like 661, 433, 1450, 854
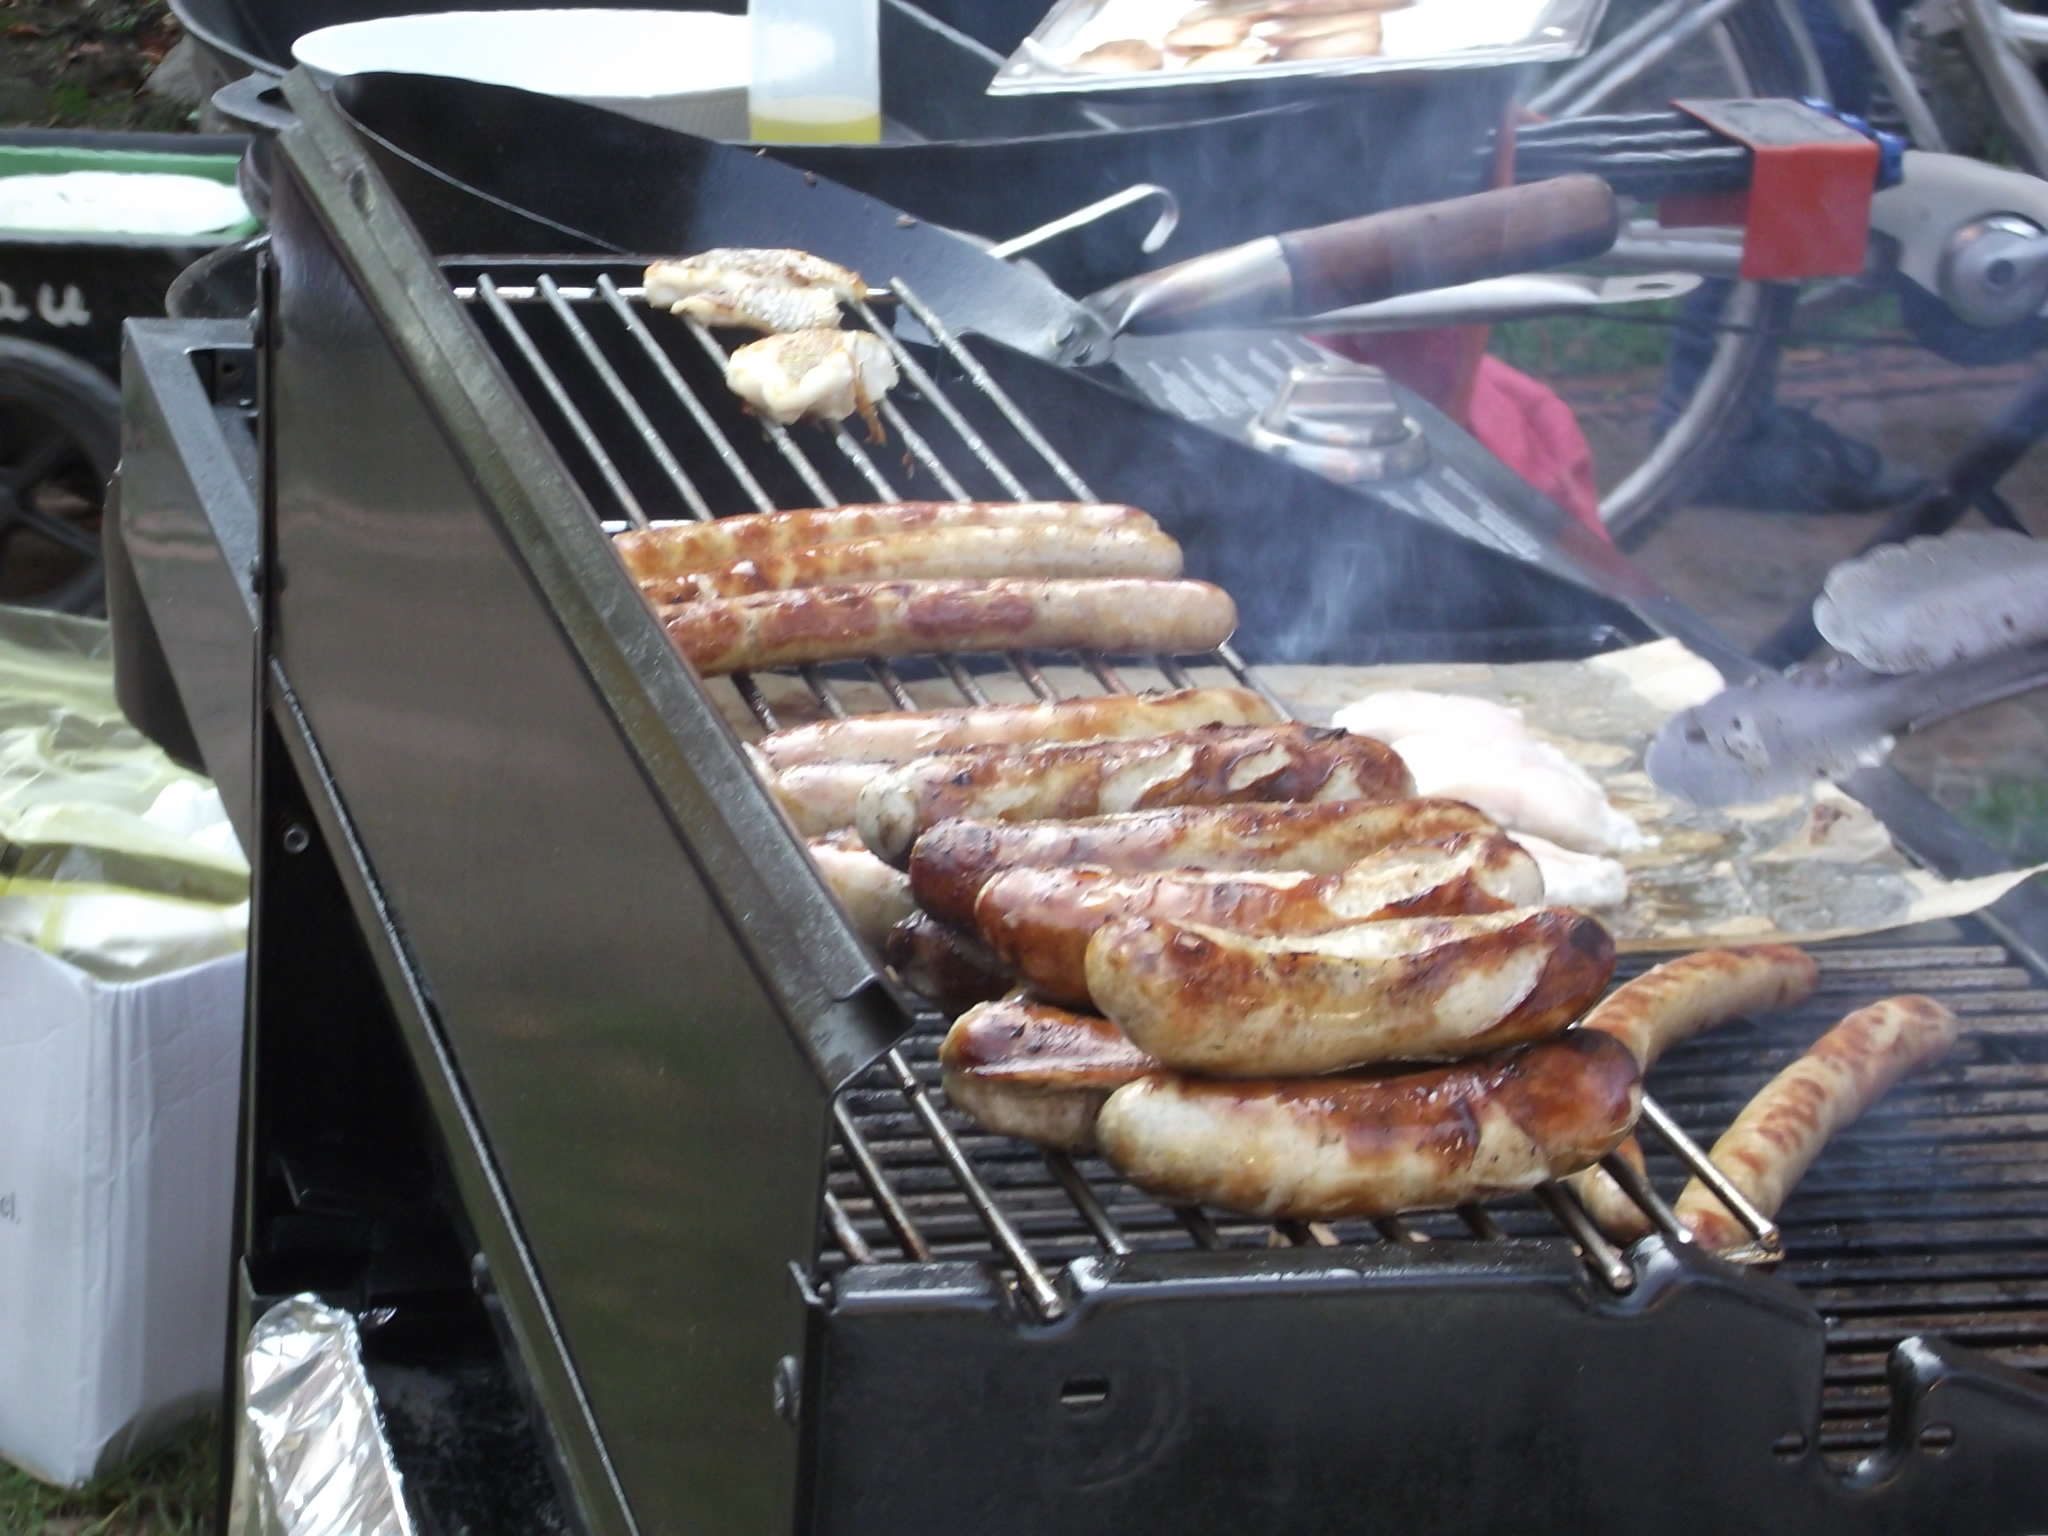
1674, 995, 1959, 1254
908, 799, 1499, 928
974, 832, 1540, 1009
883, 912, 1014, 1014
663, 578, 1238, 676
1095, 1030, 1642, 1220
753, 687, 1279, 771
640, 523, 1182, 602
857, 724, 1412, 865
1086, 908, 1615, 1076
805, 839, 914, 948
615, 501, 1154, 579
939, 997, 1159, 1153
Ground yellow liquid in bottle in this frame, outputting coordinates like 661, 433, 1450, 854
750, 95, 883, 144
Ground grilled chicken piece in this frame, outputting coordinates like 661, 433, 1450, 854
644, 249, 863, 332
1071, 38, 1165, 70
1096, 1031, 1642, 1220
973, 833, 1542, 1009
908, 799, 1501, 929
940, 997, 1158, 1152
725, 329, 900, 432
1086, 907, 1615, 1076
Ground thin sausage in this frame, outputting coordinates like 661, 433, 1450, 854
663, 578, 1238, 676
858, 724, 1412, 865
754, 687, 1280, 771
807, 840, 914, 948
1673, 995, 1959, 1253
641, 524, 1182, 602
616, 502, 1155, 579
1096, 1031, 1642, 1220
1567, 944, 1819, 1241
974, 832, 1540, 1009
1086, 907, 1615, 1076
1582, 946, 1819, 1069
761, 760, 879, 837
940, 997, 1158, 1152
909, 799, 1500, 929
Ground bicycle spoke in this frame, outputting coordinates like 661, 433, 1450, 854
0, 426, 75, 495
8, 501, 102, 559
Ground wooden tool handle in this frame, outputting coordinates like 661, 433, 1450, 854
1279, 175, 1620, 315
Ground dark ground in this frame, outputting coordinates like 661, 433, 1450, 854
0, 0, 190, 131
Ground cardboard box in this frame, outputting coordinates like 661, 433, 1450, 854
0, 939, 244, 1486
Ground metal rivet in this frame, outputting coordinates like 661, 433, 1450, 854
1771, 1431, 1808, 1459
1060, 1377, 1111, 1413
1919, 1423, 1956, 1453
281, 824, 311, 854
772, 1355, 801, 1426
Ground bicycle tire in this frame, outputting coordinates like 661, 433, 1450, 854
0, 337, 119, 616
1529, 0, 1812, 537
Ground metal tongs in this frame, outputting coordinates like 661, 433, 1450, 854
1649, 530, 2048, 805
1052, 174, 1624, 364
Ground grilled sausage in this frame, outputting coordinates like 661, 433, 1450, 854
807, 840, 914, 948
1566, 944, 1820, 1242
616, 502, 1154, 579
1582, 946, 1820, 1069
939, 997, 1159, 1152
761, 760, 879, 836
754, 687, 1280, 771
883, 912, 1014, 1014
1096, 1031, 1642, 1220
974, 832, 1541, 1008
640, 523, 1184, 603
858, 724, 1412, 865
909, 798, 1500, 929
1673, 995, 1959, 1254
662, 579, 1238, 676
1086, 907, 1615, 1076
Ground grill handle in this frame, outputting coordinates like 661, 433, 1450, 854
1281, 174, 1621, 317
1081, 175, 1620, 342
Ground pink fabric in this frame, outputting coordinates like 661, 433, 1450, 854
1464, 355, 1608, 540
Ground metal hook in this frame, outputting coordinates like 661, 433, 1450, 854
986, 183, 1182, 262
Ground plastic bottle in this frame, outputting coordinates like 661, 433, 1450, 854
749, 0, 882, 143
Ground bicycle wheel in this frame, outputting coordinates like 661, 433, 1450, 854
1516, 0, 1818, 539
0, 339, 117, 616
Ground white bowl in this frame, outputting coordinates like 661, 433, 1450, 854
293, 9, 751, 138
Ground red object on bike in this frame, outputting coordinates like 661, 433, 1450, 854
1466, 356, 1606, 540
1660, 98, 1878, 281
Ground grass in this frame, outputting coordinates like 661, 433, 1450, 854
0, 1423, 218, 1536
0, 0, 192, 133
1958, 778, 2048, 868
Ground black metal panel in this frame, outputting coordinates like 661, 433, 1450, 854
117, 318, 261, 848
807, 1243, 2048, 1535
263, 76, 911, 1533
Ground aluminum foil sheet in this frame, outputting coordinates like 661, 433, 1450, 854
228, 1296, 413, 1536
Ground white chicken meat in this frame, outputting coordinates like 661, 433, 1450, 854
644, 248, 864, 333
724, 329, 901, 432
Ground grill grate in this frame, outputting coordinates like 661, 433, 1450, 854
446, 261, 2026, 1419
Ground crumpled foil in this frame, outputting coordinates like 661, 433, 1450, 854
227, 1296, 413, 1536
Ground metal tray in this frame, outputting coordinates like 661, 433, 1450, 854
989, 0, 1607, 96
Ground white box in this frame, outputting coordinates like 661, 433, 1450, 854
0, 938, 245, 1486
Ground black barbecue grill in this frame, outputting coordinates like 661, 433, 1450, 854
111, 69, 2048, 1536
